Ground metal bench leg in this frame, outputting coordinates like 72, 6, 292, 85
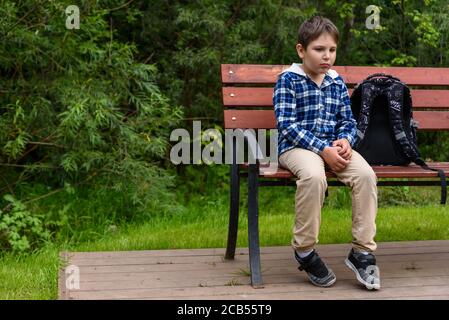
248, 163, 263, 288
225, 163, 240, 260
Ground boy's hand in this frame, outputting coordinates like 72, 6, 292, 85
332, 138, 352, 160
320, 146, 349, 172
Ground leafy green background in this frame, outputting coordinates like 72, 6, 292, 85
0, 0, 448, 253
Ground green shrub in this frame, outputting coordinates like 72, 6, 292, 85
0, 1, 183, 252
0, 195, 50, 253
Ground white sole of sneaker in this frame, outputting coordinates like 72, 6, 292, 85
345, 258, 381, 290
307, 272, 337, 288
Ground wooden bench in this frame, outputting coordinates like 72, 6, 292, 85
221, 64, 449, 288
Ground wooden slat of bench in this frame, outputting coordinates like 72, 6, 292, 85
222, 64, 449, 86
240, 163, 449, 179
222, 87, 449, 109
224, 110, 449, 130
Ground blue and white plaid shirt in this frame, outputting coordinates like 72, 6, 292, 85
273, 63, 357, 156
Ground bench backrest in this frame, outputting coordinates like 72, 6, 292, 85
221, 64, 449, 131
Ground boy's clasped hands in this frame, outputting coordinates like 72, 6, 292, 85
320, 138, 352, 172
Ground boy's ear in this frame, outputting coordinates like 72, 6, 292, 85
296, 43, 305, 59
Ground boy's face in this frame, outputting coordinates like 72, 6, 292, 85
296, 32, 337, 78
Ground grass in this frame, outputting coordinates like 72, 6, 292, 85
0, 245, 60, 299
1, 186, 449, 299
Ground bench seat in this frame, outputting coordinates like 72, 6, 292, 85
240, 162, 449, 179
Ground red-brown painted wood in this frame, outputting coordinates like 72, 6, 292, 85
239, 163, 449, 179
222, 87, 449, 109
224, 110, 449, 130
221, 64, 449, 86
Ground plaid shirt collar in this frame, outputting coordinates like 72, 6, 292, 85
281, 63, 340, 87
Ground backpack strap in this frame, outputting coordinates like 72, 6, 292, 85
353, 81, 382, 147
414, 158, 447, 205
386, 81, 421, 161
384, 81, 447, 203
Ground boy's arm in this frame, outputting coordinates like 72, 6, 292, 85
273, 75, 327, 154
335, 80, 357, 145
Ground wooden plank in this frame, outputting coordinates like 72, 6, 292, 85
254, 163, 449, 179
68, 239, 449, 259
381, 295, 449, 300
221, 64, 449, 86
222, 64, 285, 84
224, 109, 275, 129
414, 111, 449, 130
68, 278, 449, 300
69, 251, 449, 275
75, 271, 449, 294
73, 256, 449, 282
72, 269, 449, 298
68, 279, 449, 300
68, 248, 449, 267
67, 248, 227, 259
70, 256, 449, 276
224, 109, 449, 130
223, 87, 449, 109
70, 262, 449, 282
178, 285, 449, 300
75, 272, 449, 291
412, 90, 449, 109
76, 265, 449, 282
372, 165, 449, 177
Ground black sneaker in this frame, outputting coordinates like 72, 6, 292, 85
345, 248, 381, 290
294, 250, 336, 287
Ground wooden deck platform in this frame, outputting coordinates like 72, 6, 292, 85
58, 240, 449, 300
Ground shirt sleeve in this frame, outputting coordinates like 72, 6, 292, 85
273, 75, 327, 154
335, 80, 357, 146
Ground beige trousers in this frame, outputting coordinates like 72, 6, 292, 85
278, 148, 378, 253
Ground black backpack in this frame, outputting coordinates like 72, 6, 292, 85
350, 73, 446, 203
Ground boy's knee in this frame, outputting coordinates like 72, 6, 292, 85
300, 170, 328, 188
356, 168, 377, 185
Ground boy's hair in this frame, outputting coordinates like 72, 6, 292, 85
297, 16, 339, 49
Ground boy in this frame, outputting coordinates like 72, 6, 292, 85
273, 16, 380, 290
